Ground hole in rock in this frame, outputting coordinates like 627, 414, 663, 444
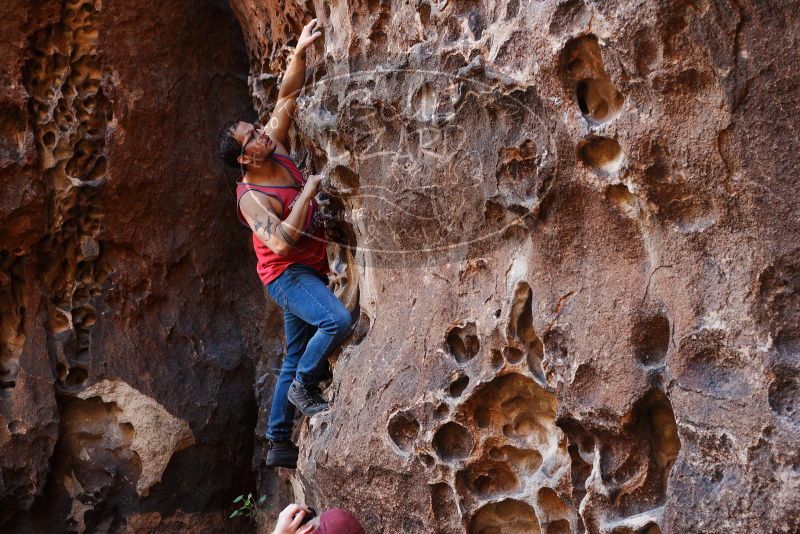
561, 34, 625, 129
420, 453, 435, 468
42, 130, 56, 148
350, 312, 371, 346
490, 349, 504, 370
119, 421, 135, 441
557, 418, 594, 503
488, 446, 504, 461
433, 421, 473, 461
538, 487, 567, 511
474, 405, 491, 429
578, 136, 624, 175
464, 373, 556, 450
75, 327, 92, 349
367, 13, 389, 54
588, 389, 681, 515
469, 499, 540, 534
467, 11, 485, 40
769, 372, 799, 419
567, 442, 592, 500
503, 346, 524, 364
537, 487, 571, 527
632, 313, 670, 365
561, 34, 605, 81
418, 3, 431, 25
64, 367, 88, 388
72, 305, 96, 327
72, 286, 90, 304
323, 92, 339, 113
576, 78, 624, 125
436, 402, 450, 418
446, 322, 480, 363
387, 411, 420, 452
56, 362, 68, 381
87, 156, 107, 181
489, 445, 542, 474
0, 377, 16, 391
75, 348, 90, 363
546, 519, 571, 534
512, 414, 548, 443
509, 283, 535, 344
449, 375, 470, 397
606, 183, 638, 217
463, 463, 519, 498
508, 282, 544, 374
415, 83, 438, 120
505, 0, 520, 19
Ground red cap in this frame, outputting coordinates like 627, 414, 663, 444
315, 509, 365, 534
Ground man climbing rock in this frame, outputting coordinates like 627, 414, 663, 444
216, 19, 352, 469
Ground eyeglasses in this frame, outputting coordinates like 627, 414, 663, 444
239, 127, 256, 178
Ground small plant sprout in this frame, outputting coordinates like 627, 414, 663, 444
230, 493, 269, 519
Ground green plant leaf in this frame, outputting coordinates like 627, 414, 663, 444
230, 511, 239, 518
233, 495, 243, 503
258, 496, 267, 504
247, 493, 253, 499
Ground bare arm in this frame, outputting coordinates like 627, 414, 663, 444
239, 177, 322, 257
265, 19, 323, 145
271, 503, 312, 534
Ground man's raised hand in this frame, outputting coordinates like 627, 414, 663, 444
302, 174, 323, 198
297, 19, 323, 52
272, 504, 311, 534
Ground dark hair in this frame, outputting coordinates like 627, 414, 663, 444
217, 120, 242, 169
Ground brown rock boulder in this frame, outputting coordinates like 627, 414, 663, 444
229, 0, 799, 532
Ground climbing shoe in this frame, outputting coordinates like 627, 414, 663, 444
266, 440, 298, 469
287, 379, 330, 417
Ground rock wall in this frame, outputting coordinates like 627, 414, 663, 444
228, 0, 800, 533
0, 0, 271, 531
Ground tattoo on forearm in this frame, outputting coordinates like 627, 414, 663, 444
278, 224, 298, 248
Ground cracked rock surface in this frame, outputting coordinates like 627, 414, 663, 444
228, 0, 800, 532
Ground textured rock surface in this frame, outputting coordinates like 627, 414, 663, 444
227, 0, 800, 533
0, 0, 270, 531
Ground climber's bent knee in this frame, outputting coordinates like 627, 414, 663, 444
327, 307, 352, 338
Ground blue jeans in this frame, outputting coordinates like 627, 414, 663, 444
265, 263, 352, 441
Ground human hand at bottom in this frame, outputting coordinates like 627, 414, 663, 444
273, 504, 317, 534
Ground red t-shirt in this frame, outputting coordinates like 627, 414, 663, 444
235, 153, 328, 285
